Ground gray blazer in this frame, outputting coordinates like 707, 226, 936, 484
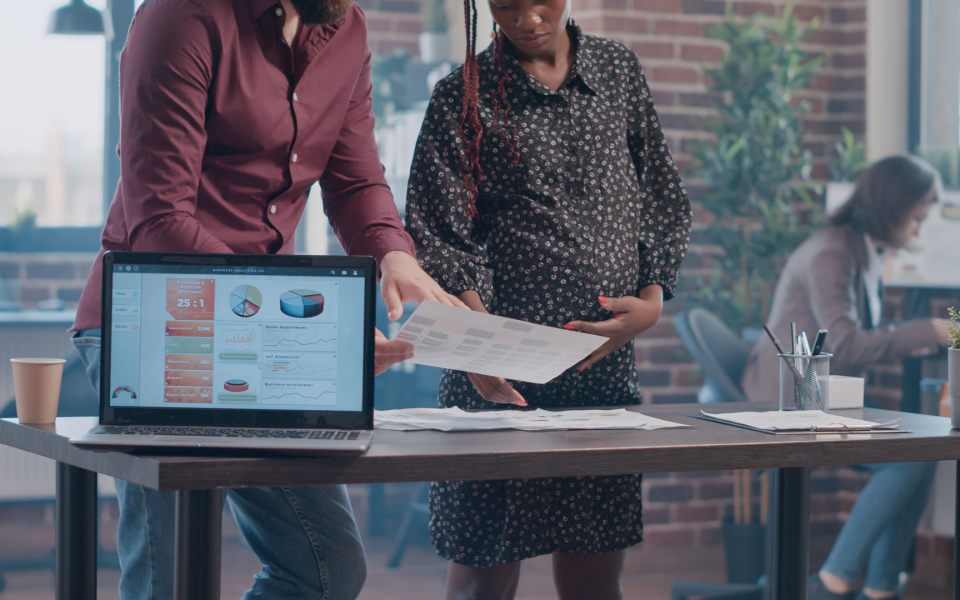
741, 225, 938, 404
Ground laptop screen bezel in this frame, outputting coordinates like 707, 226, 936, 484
99, 252, 376, 429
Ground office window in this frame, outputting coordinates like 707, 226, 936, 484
0, 1, 118, 228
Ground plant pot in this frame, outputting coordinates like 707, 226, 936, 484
10, 228, 39, 252
721, 518, 766, 584
950, 348, 960, 429
419, 32, 450, 64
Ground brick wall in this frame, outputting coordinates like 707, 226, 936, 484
0, 253, 97, 309
361, 0, 425, 55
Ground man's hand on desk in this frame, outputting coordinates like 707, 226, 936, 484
380, 251, 468, 321
933, 318, 951, 347
564, 285, 664, 372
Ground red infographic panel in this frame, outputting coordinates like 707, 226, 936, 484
166, 279, 215, 320
164, 370, 214, 387
163, 387, 213, 403
165, 321, 214, 337
164, 354, 214, 370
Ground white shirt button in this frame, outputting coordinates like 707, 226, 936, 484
275, 7, 283, 16
291, 153, 299, 163
270, 205, 277, 214
292, 92, 298, 102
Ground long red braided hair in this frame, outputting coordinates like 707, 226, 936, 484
457, 0, 520, 217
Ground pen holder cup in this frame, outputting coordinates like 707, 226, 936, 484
778, 353, 831, 412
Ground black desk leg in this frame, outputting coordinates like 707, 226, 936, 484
771, 467, 810, 600
174, 489, 223, 600
954, 461, 959, 600
55, 462, 98, 600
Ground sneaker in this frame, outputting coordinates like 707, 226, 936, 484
808, 573, 859, 600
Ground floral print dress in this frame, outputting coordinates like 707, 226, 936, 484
404, 21, 692, 567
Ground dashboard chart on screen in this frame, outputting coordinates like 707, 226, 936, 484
107, 264, 366, 412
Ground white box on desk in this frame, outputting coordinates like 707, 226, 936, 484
828, 375, 864, 409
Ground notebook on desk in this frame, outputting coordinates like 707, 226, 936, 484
70, 251, 377, 454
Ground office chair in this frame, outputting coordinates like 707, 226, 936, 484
671, 309, 763, 600
0, 350, 120, 593
673, 308, 751, 405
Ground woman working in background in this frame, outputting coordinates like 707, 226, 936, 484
741, 155, 952, 600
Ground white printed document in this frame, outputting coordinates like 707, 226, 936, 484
392, 301, 607, 383
699, 410, 904, 434
375, 407, 690, 431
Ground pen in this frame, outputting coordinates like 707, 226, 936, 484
763, 325, 803, 380
790, 323, 797, 355
811, 329, 827, 356
801, 332, 812, 356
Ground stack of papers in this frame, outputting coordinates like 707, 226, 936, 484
699, 410, 904, 434
374, 407, 690, 432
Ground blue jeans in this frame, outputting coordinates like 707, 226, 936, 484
73, 329, 367, 600
820, 460, 936, 592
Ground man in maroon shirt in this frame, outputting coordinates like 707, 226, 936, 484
69, 0, 462, 598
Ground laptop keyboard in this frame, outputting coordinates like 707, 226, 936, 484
94, 426, 361, 440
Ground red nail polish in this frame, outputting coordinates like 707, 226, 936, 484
598, 296, 608, 304
515, 398, 528, 406
562, 324, 574, 330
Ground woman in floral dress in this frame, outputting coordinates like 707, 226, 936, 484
404, 0, 691, 595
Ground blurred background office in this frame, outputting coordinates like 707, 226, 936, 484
2, 0, 960, 598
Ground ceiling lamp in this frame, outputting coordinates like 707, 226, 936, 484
48, 0, 106, 35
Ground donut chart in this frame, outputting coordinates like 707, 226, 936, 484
229, 285, 263, 317
224, 379, 249, 392
280, 289, 325, 318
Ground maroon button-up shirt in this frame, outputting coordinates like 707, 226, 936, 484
73, 0, 414, 331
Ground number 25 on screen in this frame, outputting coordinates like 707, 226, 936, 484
177, 298, 205, 308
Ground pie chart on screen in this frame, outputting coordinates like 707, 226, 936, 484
229, 285, 263, 317
280, 289, 325, 318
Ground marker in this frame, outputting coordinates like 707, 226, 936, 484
811, 329, 827, 356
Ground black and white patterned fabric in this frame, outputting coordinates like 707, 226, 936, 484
404, 21, 692, 567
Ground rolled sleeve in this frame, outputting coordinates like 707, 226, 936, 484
404, 79, 495, 307
118, 1, 232, 254
625, 58, 692, 301
320, 41, 415, 264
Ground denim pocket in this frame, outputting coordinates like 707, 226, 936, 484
72, 329, 102, 394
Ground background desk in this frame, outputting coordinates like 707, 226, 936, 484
3, 403, 960, 600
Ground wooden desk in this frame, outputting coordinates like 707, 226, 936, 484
3, 403, 960, 600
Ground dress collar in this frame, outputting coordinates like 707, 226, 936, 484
496, 19, 600, 98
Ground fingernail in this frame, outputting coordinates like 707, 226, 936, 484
388, 309, 400, 319
598, 296, 608, 304
562, 324, 574, 330
515, 398, 528, 406
578, 365, 586, 373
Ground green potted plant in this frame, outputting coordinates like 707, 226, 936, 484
948, 307, 960, 428
824, 126, 868, 215
420, 0, 449, 63
683, 5, 824, 335
10, 204, 39, 252
682, 4, 822, 581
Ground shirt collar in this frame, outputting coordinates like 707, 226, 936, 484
863, 233, 885, 268
250, 0, 281, 19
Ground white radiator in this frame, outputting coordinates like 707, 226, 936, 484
0, 313, 115, 501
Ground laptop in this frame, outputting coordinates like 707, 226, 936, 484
70, 251, 376, 454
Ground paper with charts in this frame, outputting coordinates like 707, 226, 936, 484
375, 407, 689, 431
392, 301, 607, 383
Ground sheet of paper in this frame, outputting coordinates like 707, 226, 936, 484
374, 407, 690, 432
391, 301, 607, 383
701, 410, 900, 432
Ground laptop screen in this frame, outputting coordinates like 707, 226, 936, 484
100, 252, 375, 429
